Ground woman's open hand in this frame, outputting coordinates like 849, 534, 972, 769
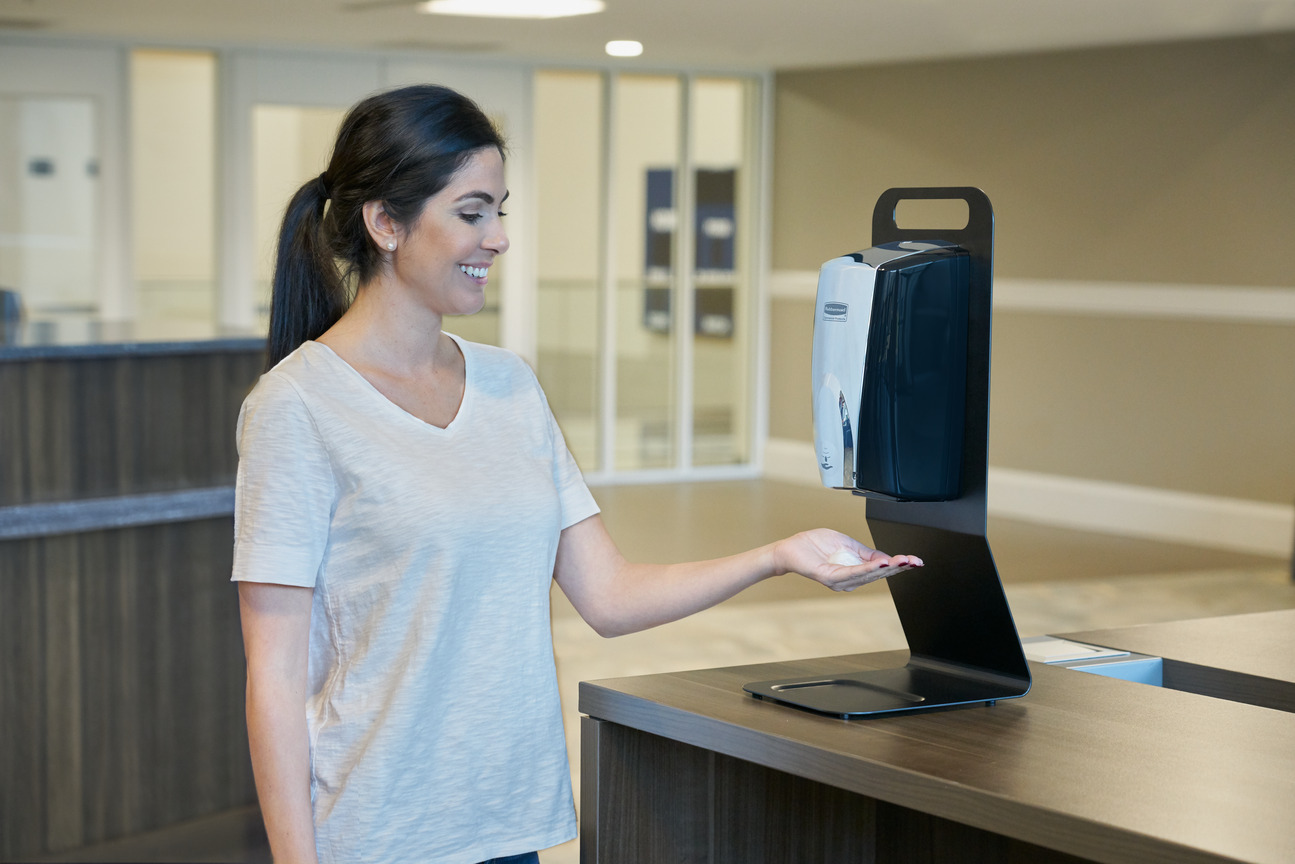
772, 529, 923, 592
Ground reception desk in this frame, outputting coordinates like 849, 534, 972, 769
579, 610, 1295, 864
0, 337, 264, 861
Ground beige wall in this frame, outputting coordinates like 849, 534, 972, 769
770, 33, 1295, 505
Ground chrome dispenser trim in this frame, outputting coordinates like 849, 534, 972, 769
838, 391, 854, 489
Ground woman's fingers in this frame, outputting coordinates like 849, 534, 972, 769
826, 556, 923, 591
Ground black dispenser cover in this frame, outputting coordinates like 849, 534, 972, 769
856, 244, 968, 502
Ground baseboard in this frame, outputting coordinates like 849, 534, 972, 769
988, 467, 1294, 558
763, 438, 1294, 558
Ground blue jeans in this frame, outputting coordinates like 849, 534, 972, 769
480, 854, 539, 864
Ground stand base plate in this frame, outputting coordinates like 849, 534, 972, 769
745, 663, 1028, 718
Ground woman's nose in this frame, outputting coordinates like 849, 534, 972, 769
485, 224, 509, 255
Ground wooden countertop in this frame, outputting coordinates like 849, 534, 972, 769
1064, 608, 1295, 713
1065, 608, 1295, 685
581, 639, 1295, 864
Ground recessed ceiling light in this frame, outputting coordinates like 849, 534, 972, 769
419, 0, 605, 19
605, 40, 643, 57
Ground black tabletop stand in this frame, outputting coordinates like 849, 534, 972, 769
745, 187, 1032, 717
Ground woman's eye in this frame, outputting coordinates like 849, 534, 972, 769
460, 212, 483, 225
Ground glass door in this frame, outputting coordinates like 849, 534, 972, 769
0, 41, 126, 341
612, 74, 683, 471
534, 70, 765, 478
0, 95, 98, 321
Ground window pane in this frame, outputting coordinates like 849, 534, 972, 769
614, 75, 680, 471
691, 77, 754, 466
535, 70, 604, 471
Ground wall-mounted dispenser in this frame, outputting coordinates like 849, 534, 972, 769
813, 240, 968, 501
746, 188, 1032, 718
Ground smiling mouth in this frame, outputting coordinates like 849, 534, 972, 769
460, 264, 489, 279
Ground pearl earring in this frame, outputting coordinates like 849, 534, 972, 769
386, 240, 396, 251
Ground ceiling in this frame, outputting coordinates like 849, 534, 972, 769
4, 0, 1295, 70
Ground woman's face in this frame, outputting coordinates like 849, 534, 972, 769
391, 146, 509, 317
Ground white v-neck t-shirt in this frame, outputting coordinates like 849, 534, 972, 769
232, 335, 600, 864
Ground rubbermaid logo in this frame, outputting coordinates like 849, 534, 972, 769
822, 302, 848, 322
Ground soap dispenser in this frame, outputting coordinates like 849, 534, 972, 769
812, 240, 969, 502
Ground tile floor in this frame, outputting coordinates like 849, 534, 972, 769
30, 480, 1294, 863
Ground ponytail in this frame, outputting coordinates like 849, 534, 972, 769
265, 175, 348, 370
262, 84, 506, 371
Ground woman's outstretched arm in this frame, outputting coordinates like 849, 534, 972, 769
552, 514, 921, 638
238, 581, 320, 864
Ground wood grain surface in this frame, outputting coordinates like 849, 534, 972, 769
0, 519, 254, 860
0, 350, 262, 507
581, 639, 1295, 864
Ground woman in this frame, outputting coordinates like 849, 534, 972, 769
233, 84, 921, 864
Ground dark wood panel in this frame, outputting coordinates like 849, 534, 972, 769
584, 717, 712, 864
876, 803, 1093, 864
43, 534, 84, 852
0, 538, 47, 857
713, 750, 875, 864
583, 718, 879, 864
583, 716, 1098, 864
0, 517, 255, 861
0, 350, 262, 507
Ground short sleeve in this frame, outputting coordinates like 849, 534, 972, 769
231, 371, 336, 587
536, 378, 600, 531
